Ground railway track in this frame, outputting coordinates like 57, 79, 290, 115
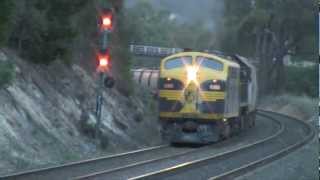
208, 111, 315, 180
1, 110, 312, 180
73, 111, 313, 180
1, 145, 196, 180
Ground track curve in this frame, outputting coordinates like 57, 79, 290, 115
1, 111, 303, 180
1, 145, 195, 180
73, 111, 285, 180
127, 111, 313, 180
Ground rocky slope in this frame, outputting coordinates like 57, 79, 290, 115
0, 49, 161, 176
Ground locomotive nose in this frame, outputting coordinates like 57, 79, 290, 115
182, 121, 198, 132
181, 82, 199, 113
186, 66, 198, 85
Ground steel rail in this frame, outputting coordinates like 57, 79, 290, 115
73, 145, 214, 180
126, 111, 284, 180
128, 111, 313, 180
73, 112, 283, 180
209, 110, 315, 180
0, 144, 169, 180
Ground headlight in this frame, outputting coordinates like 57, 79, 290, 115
186, 66, 198, 84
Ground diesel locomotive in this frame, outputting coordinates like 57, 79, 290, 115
158, 51, 257, 143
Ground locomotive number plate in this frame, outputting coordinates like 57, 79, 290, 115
164, 83, 174, 89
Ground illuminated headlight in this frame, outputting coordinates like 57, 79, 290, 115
186, 66, 197, 83
209, 84, 221, 90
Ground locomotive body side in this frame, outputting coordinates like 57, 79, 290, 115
232, 55, 258, 128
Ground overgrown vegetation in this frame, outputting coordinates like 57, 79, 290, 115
218, 0, 316, 95
0, 61, 15, 87
0, 0, 13, 46
125, 1, 215, 49
110, 6, 134, 95
0, 0, 316, 97
285, 65, 317, 97
126, 0, 316, 97
7, 0, 88, 64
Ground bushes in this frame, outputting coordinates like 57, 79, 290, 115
0, 0, 13, 46
285, 65, 317, 97
8, 0, 88, 64
0, 61, 15, 87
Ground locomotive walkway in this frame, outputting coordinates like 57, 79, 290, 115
1, 111, 314, 180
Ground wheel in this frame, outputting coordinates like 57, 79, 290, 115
251, 113, 256, 127
248, 113, 256, 128
220, 121, 231, 140
240, 115, 247, 130
230, 118, 241, 135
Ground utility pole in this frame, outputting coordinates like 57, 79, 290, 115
95, 8, 115, 140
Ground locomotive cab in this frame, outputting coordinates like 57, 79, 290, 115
158, 52, 244, 144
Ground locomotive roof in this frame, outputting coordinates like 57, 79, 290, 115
163, 51, 240, 68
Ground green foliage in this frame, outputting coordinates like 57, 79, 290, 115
218, 0, 317, 95
111, 10, 134, 95
285, 65, 317, 97
0, 0, 13, 46
218, 0, 317, 57
125, 1, 214, 49
8, 0, 88, 64
125, 1, 217, 70
0, 61, 15, 87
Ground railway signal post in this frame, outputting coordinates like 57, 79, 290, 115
95, 8, 115, 140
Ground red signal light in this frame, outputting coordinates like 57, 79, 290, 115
98, 55, 109, 67
99, 57, 109, 67
102, 16, 112, 26
99, 8, 113, 31
101, 15, 112, 30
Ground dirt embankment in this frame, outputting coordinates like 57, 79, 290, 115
0, 49, 161, 176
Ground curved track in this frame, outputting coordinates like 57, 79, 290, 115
73, 111, 313, 180
2, 110, 312, 180
1, 145, 195, 180
208, 111, 315, 180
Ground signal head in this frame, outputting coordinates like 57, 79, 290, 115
97, 49, 111, 72
99, 8, 113, 31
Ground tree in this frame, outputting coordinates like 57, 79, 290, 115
8, 0, 88, 64
218, 0, 317, 96
0, 0, 13, 46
